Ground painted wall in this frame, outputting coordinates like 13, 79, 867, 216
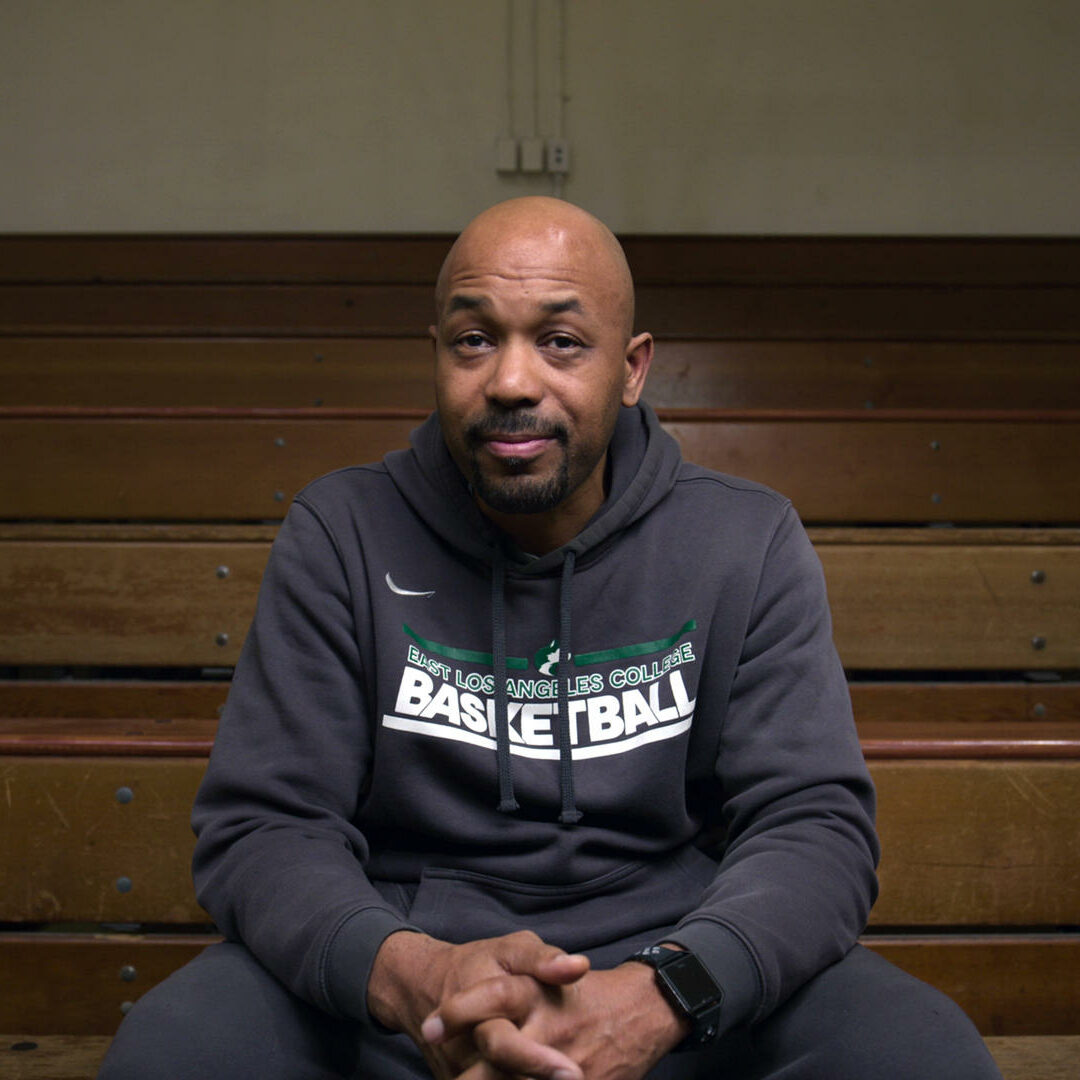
1, 0, 1077, 233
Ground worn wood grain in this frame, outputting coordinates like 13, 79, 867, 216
4, 678, 1074, 726
870, 761, 1080, 926
3, 413, 1079, 523
2, 534, 1077, 668
2, 756, 1076, 926
0, 338, 437, 409
3, 235, 1079, 286
0, 933, 219, 1036
865, 936, 1080, 1037
1, 932, 1077, 1037
5, 338, 1079, 410
0, 539, 269, 666
0, 758, 208, 923
4, 282, 1080, 340
819, 543, 1080, 670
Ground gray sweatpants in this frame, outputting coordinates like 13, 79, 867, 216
98, 941, 1002, 1079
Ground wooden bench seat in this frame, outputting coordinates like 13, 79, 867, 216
3, 525, 1078, 668
3, 686, 1078, 1034
3, 234, 1078, 1048
4, 407, 1080, 522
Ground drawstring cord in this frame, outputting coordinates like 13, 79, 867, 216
491, 556, 519, 813
491, 550, 582, 824
557, 550, 582, 824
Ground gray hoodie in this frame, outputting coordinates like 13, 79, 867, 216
192, 401, 878, 1038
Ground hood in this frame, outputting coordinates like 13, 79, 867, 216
383, 401, 685, 823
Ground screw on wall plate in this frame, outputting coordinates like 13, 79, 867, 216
274, 437, 286, 448
120, 965, 137, 982
115, 876, 133, 894
120, 1001, 134, 1015
930, 493, 943, 504
1030, 570, 1046, 584
115, 787, 134, 804
930, 440, 941, 451
1033, 703, 1047, 717
216, 565, 230, 579
215, 632, 229, 647
274, 491, 285, 502
1031, 636, 1047, 651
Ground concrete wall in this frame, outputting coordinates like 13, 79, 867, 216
2, 0, 1077, 233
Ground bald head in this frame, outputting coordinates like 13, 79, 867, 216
436, 197, 636, 340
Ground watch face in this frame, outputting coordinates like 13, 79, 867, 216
664, 952, 722, 1010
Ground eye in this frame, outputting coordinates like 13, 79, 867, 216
454, 331, 490, 350
546, 333, 581, 351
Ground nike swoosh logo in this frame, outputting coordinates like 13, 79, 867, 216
385, 572, 435, 598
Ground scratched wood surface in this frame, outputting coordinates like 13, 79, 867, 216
1, 931, 1078, 1038
2, 528, 1077, 668
5, 235, 1078, 285
8, 1034, 1076, 1079
5, 339, 1080, 411
3, 412, 1079, 523
4, 281, 1080, 340
1, 755, 1076, 926
3, 679, 1076, 727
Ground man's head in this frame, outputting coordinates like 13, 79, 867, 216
431, 197, 653, 551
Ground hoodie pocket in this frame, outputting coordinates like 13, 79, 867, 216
406, 846, 717, 953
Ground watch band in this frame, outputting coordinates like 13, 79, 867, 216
627, 945, 724, 1050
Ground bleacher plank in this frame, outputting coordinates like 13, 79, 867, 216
10, 1035, 1077, 1080
4, 282, 1080, 340
0, 680, 227, 721
0, 529, 270, 666
0, 338, 437, 409
866, 936, 1080, 1038
3, 411, 1079, 523
3, 527, 1076, 669
7, 339, 1079, 411
871, 760, 1080, 926
2, 741, 1077, 927
0, 934, 219, 1037
2, 932, 1077, 1038
6, 235, 1079, 286
0, 757, 207, 923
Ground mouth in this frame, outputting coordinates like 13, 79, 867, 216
481, 434, 555, 461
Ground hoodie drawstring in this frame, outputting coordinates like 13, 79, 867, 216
491, 555, 519, 813
556, 550, 582, 824
491, 550, 581, 824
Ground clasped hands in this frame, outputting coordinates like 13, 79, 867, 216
368, 929, 688, 1080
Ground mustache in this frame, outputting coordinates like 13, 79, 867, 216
465, 410, 568, 446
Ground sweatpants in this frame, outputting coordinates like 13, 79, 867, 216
98, 940, 1002, 1079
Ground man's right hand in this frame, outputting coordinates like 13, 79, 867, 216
368, 928, 590, 1080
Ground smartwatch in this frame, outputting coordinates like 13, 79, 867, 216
627, 945, 724, 1050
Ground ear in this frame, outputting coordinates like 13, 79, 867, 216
621, 332, 654, 407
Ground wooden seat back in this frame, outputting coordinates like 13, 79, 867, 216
1, 235, 1078, 1037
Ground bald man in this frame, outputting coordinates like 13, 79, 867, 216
100, 199, 1000, 1080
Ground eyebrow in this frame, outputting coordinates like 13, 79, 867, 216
541, 298, 583, 316
446, 294, 487, 314
445, 294, 585, 317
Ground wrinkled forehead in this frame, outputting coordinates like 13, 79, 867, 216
436, 216, 634, 334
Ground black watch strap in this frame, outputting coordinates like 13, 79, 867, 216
627, 945, 724, 1050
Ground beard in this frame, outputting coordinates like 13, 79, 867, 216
463, 409, 578, 515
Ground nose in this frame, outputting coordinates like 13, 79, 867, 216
484, 337, 543, 407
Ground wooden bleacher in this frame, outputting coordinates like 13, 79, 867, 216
1, 235, 1078, 1078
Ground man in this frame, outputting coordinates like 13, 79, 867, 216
100, 198, 1000, 1079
